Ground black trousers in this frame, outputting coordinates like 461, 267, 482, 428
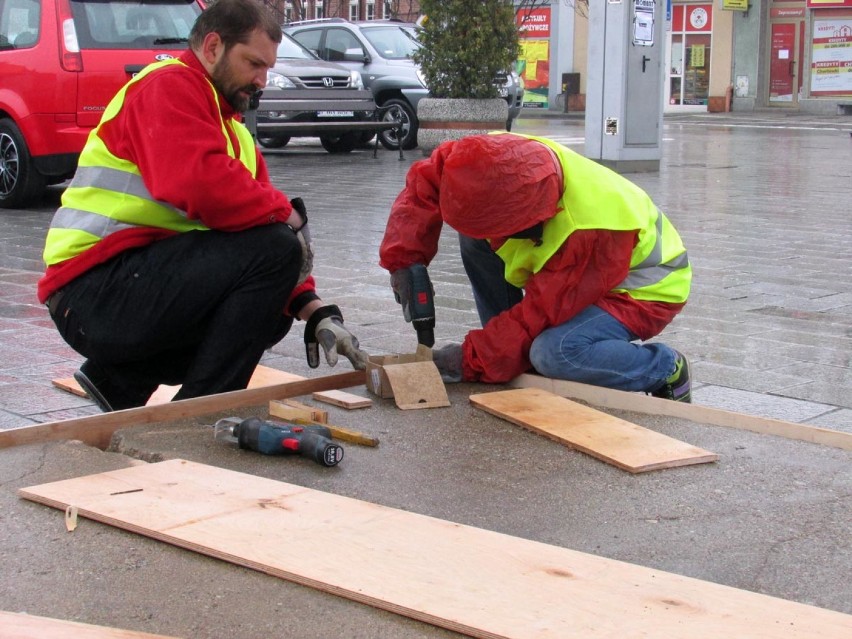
49, 225, 301, 400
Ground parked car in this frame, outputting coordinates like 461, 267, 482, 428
252, 32, 374, 153
0, 0, 205, 208
284, 18, 525, 151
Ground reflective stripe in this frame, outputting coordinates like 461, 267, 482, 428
618, 250, 690, 290
49, 205, 136, 236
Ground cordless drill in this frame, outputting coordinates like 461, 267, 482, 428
404, 264, 435, 347
214, 417, 343, 467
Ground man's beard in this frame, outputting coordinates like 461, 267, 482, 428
211, 54, 258, 113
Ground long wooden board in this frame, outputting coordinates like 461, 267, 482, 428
512, 373, 852, 451
0, 611, 181, 639
1, 371, 365, 450
19, 460, 851, 639
53, 365, 305, 405
470, 388, 718, 473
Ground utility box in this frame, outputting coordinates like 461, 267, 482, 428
584, 0, 665, 172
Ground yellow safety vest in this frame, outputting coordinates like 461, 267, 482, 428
44, 59, 257, 266
494, 133, 691, 304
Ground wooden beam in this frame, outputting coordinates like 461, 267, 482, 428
511, 374, 852, 451
0, 371, 365, 450
19, 460, 852, 639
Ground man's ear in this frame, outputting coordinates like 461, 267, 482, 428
200, 31, 225, 66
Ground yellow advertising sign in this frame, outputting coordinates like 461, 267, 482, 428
723, 0, 749, 10
691, 44, 706, 68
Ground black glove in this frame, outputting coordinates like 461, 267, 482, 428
289, 197, 313, 285
432, 343, 463, 383
304, 305, 368, 370
390, 265, 432, 323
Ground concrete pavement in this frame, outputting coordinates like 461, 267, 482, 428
0, 112, 850, 637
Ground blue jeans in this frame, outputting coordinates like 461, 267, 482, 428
459, 235, 676, 392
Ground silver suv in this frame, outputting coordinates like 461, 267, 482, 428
253, 32, 370, 153
285, 19, 524, 151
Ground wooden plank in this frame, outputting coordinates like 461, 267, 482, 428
512, 374, 852, 451
0, 371, 365, 450
268, 401, 379, 447
269, 399, 329, 424
312, 389, 372, 409
0, 610, 181, 638
470, 388, 717, 473
19, 460, 852, 639
53, 365, 305, 406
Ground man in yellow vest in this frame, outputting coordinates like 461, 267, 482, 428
381, 133, 692, 401
38, 0, 367, 412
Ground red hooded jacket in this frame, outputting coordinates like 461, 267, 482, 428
379, 135, 685, 383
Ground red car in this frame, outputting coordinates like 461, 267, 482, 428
0, 0, 205, 208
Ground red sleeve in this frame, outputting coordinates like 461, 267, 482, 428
379, 143, 455, 271
101, 64, 293, 232
462, 229, 637, 383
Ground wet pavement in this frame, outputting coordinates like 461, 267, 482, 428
1, 110, 850, 432
0, 110, 850, 638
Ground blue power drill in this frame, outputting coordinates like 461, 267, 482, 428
214, 417, 344, 467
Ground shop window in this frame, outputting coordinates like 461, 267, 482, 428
668, 3, 713, 106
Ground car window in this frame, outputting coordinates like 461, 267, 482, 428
290, 27, 321, 55
361, 26, 420, 60
277, 33, 317, 60
323, 27, 363, 62
69, 0, 201, 49
0, 0, 40, 49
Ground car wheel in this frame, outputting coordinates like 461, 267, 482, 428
320, 133, 357, 154
257, 135, 291, 149
378, 98, 418, 151
0, 118, 46, 209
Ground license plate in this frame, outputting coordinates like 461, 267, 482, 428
318, 111, 354, 117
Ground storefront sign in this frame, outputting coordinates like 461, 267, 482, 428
516, 7, 552, 109
722, 0, 749, 10
811, 17, 852, 96
807, 0, 852, 8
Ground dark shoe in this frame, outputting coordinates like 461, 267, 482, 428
73, 360, 152, 412
651, 351, 692, 403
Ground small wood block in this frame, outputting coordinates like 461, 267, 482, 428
312, 389, 373, 409
0, 610, 181, 638
53, 365, 305, 406
470, 387, 718, 473
269, 399, 329, 424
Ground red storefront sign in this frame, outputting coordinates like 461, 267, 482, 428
517, 8, 551, 38
807, 0, 852, 8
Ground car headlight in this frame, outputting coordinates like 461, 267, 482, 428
266, 71, 297, 89
350, 70, 365, 90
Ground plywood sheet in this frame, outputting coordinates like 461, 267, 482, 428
470, 387, 717, 473
19, 460, 851, 639
0, 611, 181, 638
382, 361, 450, 409
53, 365, 305, 406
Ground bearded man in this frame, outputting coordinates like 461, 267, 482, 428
38, 0, 366, 412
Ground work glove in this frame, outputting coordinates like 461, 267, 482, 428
390, 264, 432, 323
304, 304, 368, 370
432, 343, 464, 383
289, 197, 313, 285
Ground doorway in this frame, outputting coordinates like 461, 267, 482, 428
768, 20, 805, 105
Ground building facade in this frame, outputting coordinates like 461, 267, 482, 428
520, 0, 851, 115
